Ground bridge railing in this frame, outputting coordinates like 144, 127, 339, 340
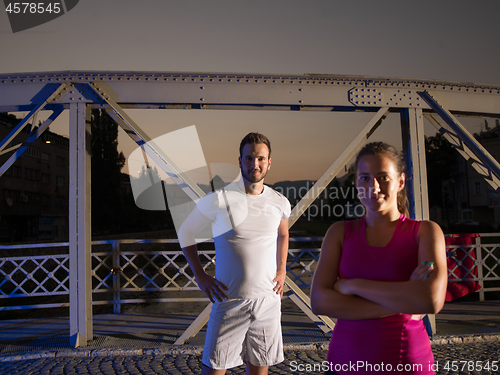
1, 235, 499, 313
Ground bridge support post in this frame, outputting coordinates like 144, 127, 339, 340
69, 102, 93, 347
400, 108, 436, 335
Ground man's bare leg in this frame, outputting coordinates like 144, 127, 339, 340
201, 363, 226, 375
246, 362, 269, 375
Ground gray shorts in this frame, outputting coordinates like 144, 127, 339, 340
202, 293, 283, 370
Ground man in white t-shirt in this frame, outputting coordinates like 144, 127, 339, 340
178, 132, 291, 375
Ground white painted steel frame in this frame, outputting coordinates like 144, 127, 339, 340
2, 71, 500, 345
400, 107, 435, 331
1, 72, 500, 114
87, 81, 206, 203
425, 113, 500, 192
0, 82, 70, 153
401, 108, 430, 220
474, 236, 485, 302
69, 102, 92, 347
420, 91, 500, 191
0, 108, 64, 177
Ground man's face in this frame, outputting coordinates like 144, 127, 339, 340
238, 143, 271, 184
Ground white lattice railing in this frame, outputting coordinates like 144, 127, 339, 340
1, 235, 499, 313
446, 234, 500, 301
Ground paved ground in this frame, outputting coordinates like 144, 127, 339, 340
1, 301, 500, 374
1, 338, 500, 375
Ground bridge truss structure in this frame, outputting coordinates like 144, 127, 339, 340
1, 71, 500, 347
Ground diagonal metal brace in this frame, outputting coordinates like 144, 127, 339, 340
0, 82, 71, 154
86, 81, 205, 202
289, 107, 390, 227
424, 113, 500, 187
419, 91, 500, 190
284, 275, 336, 333
0, 143, 22, 156
174, 302, 212, 345
0, 109, 64, 177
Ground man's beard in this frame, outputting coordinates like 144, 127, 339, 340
241, 167, 268, 184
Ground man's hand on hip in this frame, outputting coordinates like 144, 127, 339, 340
272, 269, 286, 298
196, 272, 229, 303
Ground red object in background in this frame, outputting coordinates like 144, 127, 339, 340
445, 233, 482, 302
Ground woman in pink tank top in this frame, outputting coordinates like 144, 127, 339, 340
311, 142, 447, 375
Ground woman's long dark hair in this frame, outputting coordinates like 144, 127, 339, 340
355, 142, 409, 217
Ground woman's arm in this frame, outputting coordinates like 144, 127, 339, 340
335, 220, 447, 315
311, 222, 398, 320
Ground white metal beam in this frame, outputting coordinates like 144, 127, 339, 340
425, 114, 500, 191
174, 303, 212, 345
283, 275, 336, 333
419, 91, 500, 189
69, 102, 92, 348
87, 81, 205, 203
400, 107, 434, 335
1, 72, 500, 116
0, 108, 64, 177
0, 82, 70, 153
401, 108, 429, 220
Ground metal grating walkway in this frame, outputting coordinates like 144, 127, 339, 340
0, 328, 330, 355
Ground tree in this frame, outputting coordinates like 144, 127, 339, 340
91, 109, 125, 234
425, 132, 459, 208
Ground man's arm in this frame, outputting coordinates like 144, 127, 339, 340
178, 206, 228, 302
272, 218, 289, 298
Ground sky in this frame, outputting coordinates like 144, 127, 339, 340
1, 0, 500, 184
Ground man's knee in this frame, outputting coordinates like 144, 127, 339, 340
201, 362, 227, 375
246, 361, 269, 375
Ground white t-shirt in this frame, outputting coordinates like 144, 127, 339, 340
196, 181, 291, 299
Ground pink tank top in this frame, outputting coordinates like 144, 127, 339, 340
327, 215, 435, 375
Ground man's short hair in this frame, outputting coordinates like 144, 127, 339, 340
239, 132, 271, 158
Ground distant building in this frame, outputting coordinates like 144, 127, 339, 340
447, 119, 500, 229
0, 113, 69, 242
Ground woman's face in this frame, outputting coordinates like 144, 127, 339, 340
356, 153, 405, 214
